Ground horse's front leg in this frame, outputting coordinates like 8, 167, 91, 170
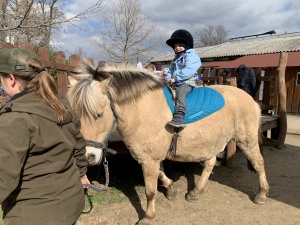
140, 160, 160, 222
186, 156, 217, 201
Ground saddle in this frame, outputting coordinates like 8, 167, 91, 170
163, 85, 225, 155
163, 86, 225, 124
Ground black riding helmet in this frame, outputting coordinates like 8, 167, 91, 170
166, 29, 194, 50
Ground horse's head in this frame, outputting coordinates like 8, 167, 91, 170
68, 62, 116, 166
68, 60, 165, 165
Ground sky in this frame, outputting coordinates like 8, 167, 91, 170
51, 0, 300, 63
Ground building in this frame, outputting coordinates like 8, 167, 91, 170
150, 32, 300, 114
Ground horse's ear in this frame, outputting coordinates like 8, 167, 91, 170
99, 76, 112, 94
68, 75, 79, 87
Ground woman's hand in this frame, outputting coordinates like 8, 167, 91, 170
81, 174, 90, 188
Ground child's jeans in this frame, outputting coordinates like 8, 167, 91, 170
175, 83, 193, 114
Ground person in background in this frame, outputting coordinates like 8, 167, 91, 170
165, 29, 201, 128
236, 64, 256, 97
0, 48, 90, 225
220, 68, 231, 84
162, 68, 169, 77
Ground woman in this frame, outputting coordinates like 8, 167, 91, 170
0, 47, 90, 225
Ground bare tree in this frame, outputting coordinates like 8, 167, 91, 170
0, 0, 105, 47
94, 0, 161, 65
195, 25, 230, 46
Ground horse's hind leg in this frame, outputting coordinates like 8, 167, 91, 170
158, 163, 177, 200
186, 156, 217, 202
239, 143, 269, 204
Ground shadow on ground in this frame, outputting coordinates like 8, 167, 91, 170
86, 140, 300, 217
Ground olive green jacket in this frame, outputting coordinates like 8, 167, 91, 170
0, 92, 88, 225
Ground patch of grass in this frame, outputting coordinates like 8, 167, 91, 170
83, 154, 146, 207
84, 181, 145, 206
0, 209, 2, 225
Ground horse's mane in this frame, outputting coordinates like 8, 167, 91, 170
68, 60, 166, 120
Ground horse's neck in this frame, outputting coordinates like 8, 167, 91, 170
116, 89, 171, 137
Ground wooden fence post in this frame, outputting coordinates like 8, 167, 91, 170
276, 52, 288, 149
68, 54, 81, 89
56, 51, 68, 95
225, 77, 237, 167
226, 77, 237, 86
38, 47, 50, 74
69, 54, 81, 73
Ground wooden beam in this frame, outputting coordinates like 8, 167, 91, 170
261, 118, 278, 132
276, 52, 288, 149
41, 60, 76, 72
56, 51, 68, 95
226, 140, 236, 168
225, 77, 237, 167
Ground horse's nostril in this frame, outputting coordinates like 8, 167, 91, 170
88, 154, 95, 164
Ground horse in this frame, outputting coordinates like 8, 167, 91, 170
67, 60, 269, 224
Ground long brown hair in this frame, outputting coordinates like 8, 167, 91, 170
3, 59, 66, 122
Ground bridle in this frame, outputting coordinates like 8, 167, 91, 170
85, 92, 123, 156
83, 92, 123, 192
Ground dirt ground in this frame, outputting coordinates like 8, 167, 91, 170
77, 115, 300, 225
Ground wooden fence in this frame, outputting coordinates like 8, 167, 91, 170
1, 43, 94, 95
200, 64, 300, 114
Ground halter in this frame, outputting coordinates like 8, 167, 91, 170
85, 92, 124, 155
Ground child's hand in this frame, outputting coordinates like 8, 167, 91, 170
167, 78, 175, 84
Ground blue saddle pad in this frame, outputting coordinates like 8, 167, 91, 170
163, 86, 225, 124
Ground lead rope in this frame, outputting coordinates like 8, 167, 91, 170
82, 152, 109, 214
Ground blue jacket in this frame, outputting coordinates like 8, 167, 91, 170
165, 49, 201, 87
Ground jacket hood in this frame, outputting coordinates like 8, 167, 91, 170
236, 64, 247, 74
0, 92, 72, 125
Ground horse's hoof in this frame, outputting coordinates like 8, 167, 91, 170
185, 191, 199, 202
137, 217, 152, 225
253, 194, 267, 205
166, 188, 177, 200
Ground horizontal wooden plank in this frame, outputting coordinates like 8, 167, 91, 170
201, 76, 275, 82
41, 60, 77, 72
261, 115, 278, 132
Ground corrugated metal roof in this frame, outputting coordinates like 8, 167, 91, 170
151, 33, 300, 62
201, 52, 300, 68
199, 34, 300, 58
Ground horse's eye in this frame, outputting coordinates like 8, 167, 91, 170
96, 112, 103, 119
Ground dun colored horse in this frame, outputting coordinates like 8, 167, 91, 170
67, 60, 269, 223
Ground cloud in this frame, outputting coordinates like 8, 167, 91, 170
53, 0, 300, 62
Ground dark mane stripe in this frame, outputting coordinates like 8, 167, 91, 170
101, 69, 165, 104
